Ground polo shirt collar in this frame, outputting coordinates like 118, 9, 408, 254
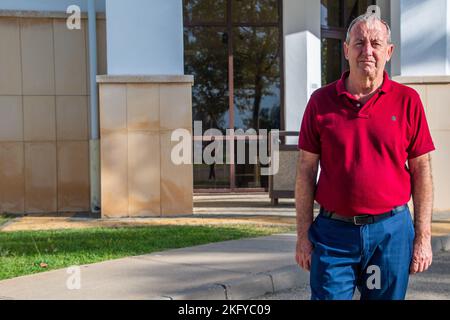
336, 70, 392, 97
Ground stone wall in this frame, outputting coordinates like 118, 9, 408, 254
394, 76, 450, 212
0, 12, 107, 213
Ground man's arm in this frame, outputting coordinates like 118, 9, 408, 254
295, 149, 320, 271
408, 153, 434, 274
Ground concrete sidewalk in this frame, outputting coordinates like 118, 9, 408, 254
0, 232, 449, 300
0, 233, 306, 300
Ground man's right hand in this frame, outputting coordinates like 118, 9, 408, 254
296, 237, 314, 271
294, 149, 319, 273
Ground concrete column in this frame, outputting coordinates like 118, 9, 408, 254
105, 0, 184, 75
100, 1, 193, 217
392, 0, 450, 76
283, 0, 321, 140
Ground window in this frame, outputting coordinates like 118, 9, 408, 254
183, 0, 283, 190
320, 0, 376, 85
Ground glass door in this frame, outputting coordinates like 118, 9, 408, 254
183, 0, 283, 191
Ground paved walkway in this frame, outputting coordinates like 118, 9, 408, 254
0, 231, 449, 300
0, 194, 449, 300
0, 233, 307, 300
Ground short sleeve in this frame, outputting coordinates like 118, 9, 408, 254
406, 95, 435, 159
298, 98, 321, 154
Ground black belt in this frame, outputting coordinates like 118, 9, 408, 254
319, 204, 408, 226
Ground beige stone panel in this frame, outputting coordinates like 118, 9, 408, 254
99, 84, 127, 134
57, 141, 90, 212
406, 84, 428, 115
56, 96, 89, 140
128, 131, 160, 216
0, 143, 24, 213
25, 142, 57, 213
0, 96, 23, 141
20, 18, 55, 95
54, 19, 87, 95
426, 85, 450, 131
0, 18, 22, 95
159, 84, 192, 130
23, 96, 56, 141
160, 131, 193, 216
429, 131, 450, 212
101, 132, 128, 217
127, 84, 160, 131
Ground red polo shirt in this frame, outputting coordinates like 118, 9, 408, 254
298, 71, 435, 216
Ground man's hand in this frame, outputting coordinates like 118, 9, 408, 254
410, 236, 433, 274
296, 236, 314, 271
295, 149, 319, 272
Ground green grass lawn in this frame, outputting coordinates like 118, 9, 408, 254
0, 224, 294, 281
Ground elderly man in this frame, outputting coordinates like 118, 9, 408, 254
295, 12, 435, 300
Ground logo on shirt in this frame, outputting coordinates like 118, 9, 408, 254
391, 116, 397, 121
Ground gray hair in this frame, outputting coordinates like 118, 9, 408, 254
345, 13, 392, 44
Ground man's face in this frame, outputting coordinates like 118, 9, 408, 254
344, 20, 394, 78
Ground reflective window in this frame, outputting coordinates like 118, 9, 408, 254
321, 0, 343, 28
194, 139, 230, 189
183, 0, 226, 23
320, 0, 375, 84
321, 38, 344, 85
233, 26, 281, 132
184, 27, 229, 134
234, 139, 270, 189
183, 0, 282, 190
344, 0, 373, 27
232, 0, 279, 23
321, 0, 374, 28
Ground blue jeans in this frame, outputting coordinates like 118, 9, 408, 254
308, 205, 415, 300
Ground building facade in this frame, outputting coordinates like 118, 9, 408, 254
0, 0, 449, 217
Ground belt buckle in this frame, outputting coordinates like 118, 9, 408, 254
353, 215, 369, 226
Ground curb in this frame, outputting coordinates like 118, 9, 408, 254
164, 234, 450, 300
163, 265, 309, 300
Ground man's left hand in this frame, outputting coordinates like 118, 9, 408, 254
410, 236, 433, 274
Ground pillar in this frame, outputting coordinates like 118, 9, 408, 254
283, 0, 321, 143
98, 0, 193, 217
